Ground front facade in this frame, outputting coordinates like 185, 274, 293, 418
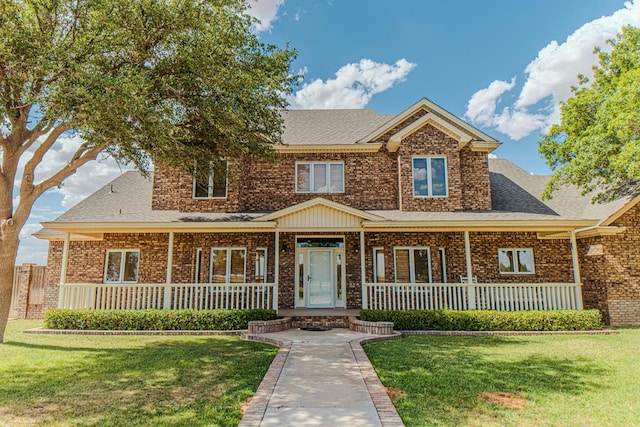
37, 98, 640, 324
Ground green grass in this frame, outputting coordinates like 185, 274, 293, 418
0, 320, 277, 426
364, 331, 640, 427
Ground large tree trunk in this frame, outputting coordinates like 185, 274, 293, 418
0, 227, 19, 343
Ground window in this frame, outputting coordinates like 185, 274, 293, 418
394, 248, 432, 283
210, 248, 246, 283
193, 162, 227, 199
194, 248, 203, 283
498, 248, 535, 274
255, 248, 267, 283
104, 250, 139, 283
412, 156, 448, 197
373, 247, 385, 283
439, 247, 447, 283
295, 162, 344, 193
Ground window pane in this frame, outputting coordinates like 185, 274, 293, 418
313, 163, 327, 192
395, 249, 411, 283
412, 158, 428, 196
517, 250, 534, 273
375, 249, 385, 283
230, 249, 245, 283
212, 167, 227, 198
330, 164, 344, 192
123, 251, 139, 282
211, 249, 227, 283
105, 252, 122, 282
255, 249, 266, 283
298, 252, 305, 300
413, 249, 430, 283
498, 250, 514, 273
297, 163, 310, 192
194, 178, 209, 198
336, 252, 343, 299
430, 158, 447, 196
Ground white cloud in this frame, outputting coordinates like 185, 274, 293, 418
290, 58, 417, 109
246, 0, 285, 33
465, 0, 640, 140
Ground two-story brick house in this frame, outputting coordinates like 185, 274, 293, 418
36, 98, 640, 324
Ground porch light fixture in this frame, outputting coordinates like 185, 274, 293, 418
281, 244, 288, 253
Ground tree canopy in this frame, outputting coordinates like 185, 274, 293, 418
539, 25, 640, 202
0, 0, 296, 342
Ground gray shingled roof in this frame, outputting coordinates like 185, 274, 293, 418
488, 158, 628, 221
52, 172, 261, 223
281, 109, 395, 145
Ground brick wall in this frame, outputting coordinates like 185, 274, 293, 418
579, 204, 640, 325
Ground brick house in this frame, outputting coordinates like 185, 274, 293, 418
36, 98, 640, 324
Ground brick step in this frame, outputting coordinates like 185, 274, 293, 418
290, 315, 350, 328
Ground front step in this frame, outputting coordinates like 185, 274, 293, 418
290, 315, 350, 328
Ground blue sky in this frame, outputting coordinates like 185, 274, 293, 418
15, 0, 640, 264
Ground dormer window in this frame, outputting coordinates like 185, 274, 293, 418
295, 161, 344, 193
193, 162, 227, 199
412, 156, 447, 197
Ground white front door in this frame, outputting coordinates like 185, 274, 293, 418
307, 250, 334, 308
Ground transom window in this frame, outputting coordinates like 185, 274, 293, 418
498, 248, 535, 274
193, 162, 227, 199
394, 247, 432, 283
295, 162, 344, 193
412, 156, 448, 197
210, 248, 246, 283
104, 250, 139, 283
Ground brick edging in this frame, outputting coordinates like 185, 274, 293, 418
238, 336, 291, 427
350, 334, 405, 427
399, 329, 620, 336
349, 317, 394, 335
23, 328, 244, 336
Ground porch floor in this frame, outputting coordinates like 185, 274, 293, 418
277, 308, 360, 317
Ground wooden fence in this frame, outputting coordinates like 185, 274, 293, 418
9, 265, 47, 319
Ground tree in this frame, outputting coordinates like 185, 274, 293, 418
0, 0, 296, 342
539, 25, 640, 202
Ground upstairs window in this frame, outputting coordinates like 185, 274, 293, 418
296, 162, 344, 193
412, 156, 448, 197
498, 248, 535, 274
193, 162, 227, 199
104, 250, 139, 283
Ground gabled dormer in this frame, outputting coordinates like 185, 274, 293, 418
358, 98, 500, 212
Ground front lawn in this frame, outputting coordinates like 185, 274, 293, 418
0, 320, 277, 426
364, 331, 640, 427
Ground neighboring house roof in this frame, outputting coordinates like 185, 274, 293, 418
281, 109, 395, 145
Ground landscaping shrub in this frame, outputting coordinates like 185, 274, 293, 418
359, 309, 603, 331
44, 309, 277, 330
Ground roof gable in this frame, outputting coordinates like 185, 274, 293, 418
256, 197, 383, 229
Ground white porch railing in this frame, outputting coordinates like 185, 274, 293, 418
59, 283, 276, 310
363, 282, 583, 311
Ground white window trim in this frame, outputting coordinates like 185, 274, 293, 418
104, 249, 140, 284
192, 162, 228, 200
255, 247, 268, 284
295, 161, 345, 194
393, 247, 432, 283
411, 155, 448, 198
498, 248, 535, 275
372, 247, 385, 284
209, 247, 247, 283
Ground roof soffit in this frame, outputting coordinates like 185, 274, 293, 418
387, 113, 474, 152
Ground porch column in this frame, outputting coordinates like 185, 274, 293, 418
464, 230, 476, 309
57, 232, 70, 308
163, 231, 174, 309
569, 230, 584, 309
360, 229, 367, 309
273, 230, 279, 311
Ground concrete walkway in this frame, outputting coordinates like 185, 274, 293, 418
240, 328, 404, 427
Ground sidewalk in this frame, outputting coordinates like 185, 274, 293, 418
239, 328, 404, 427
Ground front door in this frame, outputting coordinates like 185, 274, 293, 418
307, 250, 334, 308
294, 237, 345, 308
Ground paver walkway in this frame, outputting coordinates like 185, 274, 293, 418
240, 328, 404, 427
